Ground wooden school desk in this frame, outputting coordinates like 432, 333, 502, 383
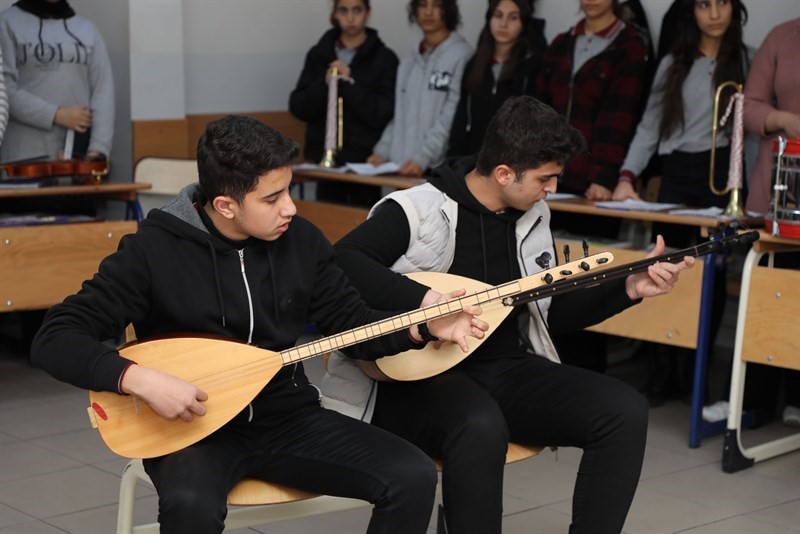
723, 230, 800, 472
291, 167, 422, 192
0, 182, 149, 312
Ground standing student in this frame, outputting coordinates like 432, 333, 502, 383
323, 96, 694, 534
289, 0, 398, 206
736, 17, 799, 427
535, 0, 648, 204
743, 17, 800, 215
30, 116, 488, 534
534, 0, 649, 373
367, 0, 472, 177
447, 0, 542, 158
613, 0, 752, 205
612, 0, 752, 406
0, 0, 114, 162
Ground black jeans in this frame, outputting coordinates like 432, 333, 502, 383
373, 355, 649, 534
144, 405, 437, 534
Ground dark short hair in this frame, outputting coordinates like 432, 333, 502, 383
197, 115, 299, 203
330, 0, 371, 27
407, 0, 461, 32
476, 96, 586, 178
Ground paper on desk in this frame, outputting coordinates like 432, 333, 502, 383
292, 162, 401, 175
292, 162, 347, 173
343, 162, 401, 176
595, 199, 682, 211
669, 206, 762, 218
546, 192, 578, 201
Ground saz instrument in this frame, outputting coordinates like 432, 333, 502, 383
87, 231, 758, 459
357, 230, 760, 381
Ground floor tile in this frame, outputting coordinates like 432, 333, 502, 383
0, 503, 37, 529
29, 428, 119, 466
745, 500, 800, 530
0, 465, 121, 519
0, 440, 80, 483
0, 521, 66, 533
680, 514, 797, 533
638, 462, 800, 517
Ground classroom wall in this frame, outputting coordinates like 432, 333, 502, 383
1, 0, 798, 177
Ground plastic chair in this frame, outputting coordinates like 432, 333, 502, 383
133, 157, 198, 196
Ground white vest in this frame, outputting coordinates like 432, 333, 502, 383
321, 183, 560, 421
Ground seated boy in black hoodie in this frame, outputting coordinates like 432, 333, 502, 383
31, 115, 487, 534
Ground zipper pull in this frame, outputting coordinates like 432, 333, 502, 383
238, 249, 245, 272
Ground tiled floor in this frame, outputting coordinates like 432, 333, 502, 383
1, 316, 798, 533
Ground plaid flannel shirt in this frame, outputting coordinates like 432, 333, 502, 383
536, 22, 648, 193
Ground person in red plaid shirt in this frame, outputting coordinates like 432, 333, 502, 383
535, 0, 648, 203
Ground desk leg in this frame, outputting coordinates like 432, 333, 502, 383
126, 199, 144, 222
723, 248, 800, 471
689, 251, 717, 448
723, 247, 759, 470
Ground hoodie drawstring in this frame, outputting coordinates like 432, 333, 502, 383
478, 213, 488, 281
206, 239, 227, 327
62, 18, 83, 46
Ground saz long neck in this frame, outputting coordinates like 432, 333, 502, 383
279, 231, 759, 367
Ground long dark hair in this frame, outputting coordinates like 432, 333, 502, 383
466, 0, 532, 95
659, 0, 749, 139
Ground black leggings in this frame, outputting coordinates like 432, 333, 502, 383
144, 406, 437, 534
373, 355, 649, 534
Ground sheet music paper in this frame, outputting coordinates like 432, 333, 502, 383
546, 193, 579, 201
343, 162, 401, 176
595, 199, 682, 211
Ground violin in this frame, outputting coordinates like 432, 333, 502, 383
0, 158, 109, 185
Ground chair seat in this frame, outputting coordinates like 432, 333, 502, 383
227, 477, 319, 506
431, 441, 542, 471
230, 441, 543, 505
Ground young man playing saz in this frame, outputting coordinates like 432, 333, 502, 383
30, 115, 487, 534
323, 96, 695, 534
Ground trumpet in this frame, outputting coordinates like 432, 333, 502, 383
709, 81, 745, 217
319, 66, 353, 168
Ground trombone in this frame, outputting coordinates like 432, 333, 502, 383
709, 81, 745, 217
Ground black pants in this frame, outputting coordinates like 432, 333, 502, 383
373, 355, 649, 534
144, 405, 437, 534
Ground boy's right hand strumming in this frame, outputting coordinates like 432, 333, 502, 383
120, 365, 208, 422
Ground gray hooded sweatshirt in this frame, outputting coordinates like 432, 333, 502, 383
373, 31, 471, 171
0, 5, 114, 162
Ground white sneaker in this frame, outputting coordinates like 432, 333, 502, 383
782, 405, 800, 427
702, 400, 730, 423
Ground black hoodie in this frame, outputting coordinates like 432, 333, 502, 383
31, 184, 418, 420
289, 27, 398, 165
